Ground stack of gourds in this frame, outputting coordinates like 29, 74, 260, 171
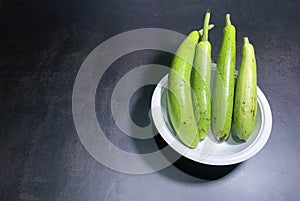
167, 12, 257, 148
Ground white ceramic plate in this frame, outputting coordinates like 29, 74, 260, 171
151, 64, 272, 165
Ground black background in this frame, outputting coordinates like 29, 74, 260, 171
1, 0, 300, 200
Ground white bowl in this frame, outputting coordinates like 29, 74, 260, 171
151, 64, 272, 165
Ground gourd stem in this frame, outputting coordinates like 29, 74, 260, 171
202, 12, 210, 41
226, 14, 231, 25
244, 37, 250, 44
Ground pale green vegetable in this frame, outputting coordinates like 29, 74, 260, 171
233, 37, 257, 141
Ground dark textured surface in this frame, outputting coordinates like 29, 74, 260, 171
1, 0, 300, 200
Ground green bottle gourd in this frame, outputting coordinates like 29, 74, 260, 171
233, 37, 257, 141
167, 31, 200, 148
212, 14, 236, 142
191, 12, 212, 139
